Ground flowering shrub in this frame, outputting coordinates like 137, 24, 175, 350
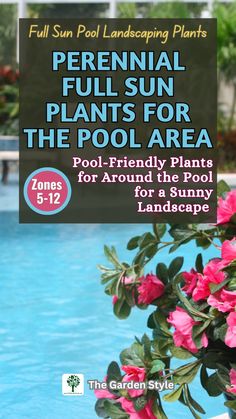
0, 65, 19, 135
95, 180, 236, 418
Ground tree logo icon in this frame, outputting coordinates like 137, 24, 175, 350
67, 375, 80, 393
62, 373, 84, 396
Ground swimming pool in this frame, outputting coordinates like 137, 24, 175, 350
0, 212, 224, 418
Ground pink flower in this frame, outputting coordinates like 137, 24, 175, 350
192, 259, 226, 302
221, 238, 236, 266
119, 397, 156, 419
121, 365, 146, 397
192, 274, 210, 301
137, 274, 164, 305
203, 259, 225, 283
167, 307, 208, 353
122, 276, 135, 285
94, 376, 116, 399
217, 190, 236, 224
208, 289, 236, 313
225, 312, 236, 348
112, 295, 118, 305
182, 269, 198, 296
226, 369, 236, 394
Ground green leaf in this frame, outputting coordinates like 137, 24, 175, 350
185, 386, 206, 414
119, 348, 132, 365
170, 346, 192, 360
104, 245, 122, 268
103, 401, 129, 418
174, 363, 199, 377
196, 237, 211, 249
152, 337, 171, 357
127, 236, 140, 250
212, 323, 227, 341
95, 399, 110, 418
108, 278, 121, 296
120, 343, 145, 367
169, 225, 193, 241
225, 400, 236, 409
101, 272, 120, 285
217, 179, 230, 198
147, 313, 156, 330
225, 226, 236, 240
163, 384, 184, 402
99, 265, 115, 272
113, 299, 131, 319
168, 232, 196, 253
174, 363, 200, 385
156, 263, 169, 284
204, 373, 222, 397
183, 385, 202, 419
107, 362, 122, 381
195, 253, 203, 273
150, 359, 165, 374
145, 243, 158, 259
133, 396, 147, 412
200, 365, 209, 391
217, 366, 231, 389
202, 352, 222, 369
209, 277, 231, 294
153, 224, 166, 240
133, 246, 150, 266
228, 277, 236, 291
141, 334, 152, 359
192, 319, 211, 348
168, 257, 184, 278
123, 285, 135, 307
138, 233, 156, 249
169, 243, 180, 253
178, 392, 188, 407
147, 310, 170, 334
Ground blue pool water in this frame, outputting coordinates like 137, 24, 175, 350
0, 212, 224, 419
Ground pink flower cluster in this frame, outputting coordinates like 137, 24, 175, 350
180, 238, 236, 350
217, 189, 236, 224
95, 365, 156, 419
167, 307, 208, 353
137, 274, 165, 305
112, 274, 165, 307
225, 312, 236, 348
182, 238, 236, 306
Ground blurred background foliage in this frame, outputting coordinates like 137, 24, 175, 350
0, 1, 235, 170
0, 5, 17, 67
28, 3, 108, 19
214, 2, 236, 170
118, 2, 204, 18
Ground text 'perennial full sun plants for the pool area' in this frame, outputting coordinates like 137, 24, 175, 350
95, 180, 236, 419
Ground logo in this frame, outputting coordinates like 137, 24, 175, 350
62, 374, 84, 396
